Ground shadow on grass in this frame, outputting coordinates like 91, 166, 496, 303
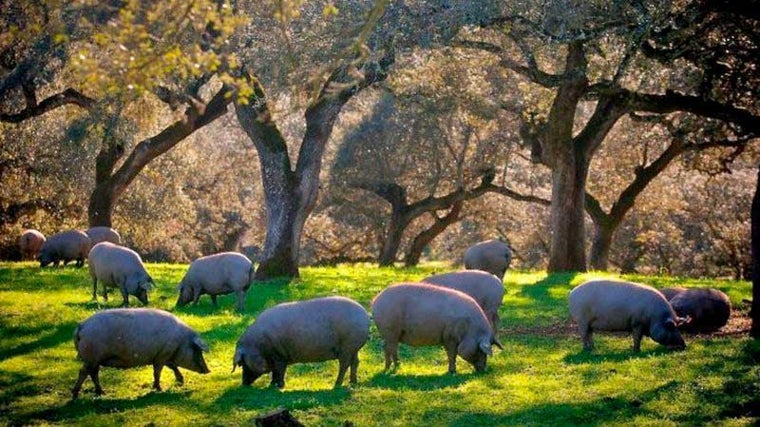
366, 371, 475, 391
563, 346, 674, 365
170, 277, 296, 317
519, 272, 579, 302
446, 381, 681, 425
213, 384, 350, 412
0, 321, 78, 360
12, 389, 195, 424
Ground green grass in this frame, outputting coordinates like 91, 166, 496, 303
0, 262, 757, 426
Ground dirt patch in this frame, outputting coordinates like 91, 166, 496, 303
498, 310, 752, 339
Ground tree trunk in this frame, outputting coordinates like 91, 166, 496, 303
751, 165, 760, 339
589, 221, 614, 271
404, 201, 462, 267
547, 147, 590, 272
88, 181, 119, 227
379, 208, 408, 267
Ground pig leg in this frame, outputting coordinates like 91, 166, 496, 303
210, 294, 218, 308
152, 364, 164, 391
632, 325, 644, 352
383, 339, 399, 371
349, 352, 360, 384
444, 340, 458, 374
169, 365, 184, 385
334, 352, 353, 388
242, 363, 257, 386
192, 289, 202, 305
270, 359, 287, 389
235, 290, 246, 311
578, 319, 594, 351
72, 364, 92, 399
120, 288, 130, 307
91, 278, 98, 301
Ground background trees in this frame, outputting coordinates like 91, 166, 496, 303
0, 0, 757, 288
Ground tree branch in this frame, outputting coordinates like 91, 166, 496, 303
0, 88, 96, 123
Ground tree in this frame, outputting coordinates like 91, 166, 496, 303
231, 0, 503, 278
459, 0, 760, 271
1, 1, 246, 227
751, 165, 760, 338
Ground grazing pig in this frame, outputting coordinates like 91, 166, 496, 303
422, 270, 505, 329
660, 287, 731, 333
463, 239, 512, 280
233, 296, 370, 389
71, 308, 210, 399
19, 229, 45, 260
86, 226, 122, 246
569, 279, 687, 352
371, 283, 503, 374
38, 230, 91, 267
88, 242, 154, 306
176, 252, 254, 311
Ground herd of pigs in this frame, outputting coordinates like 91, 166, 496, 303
17, 229, 733, 400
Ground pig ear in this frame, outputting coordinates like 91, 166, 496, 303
479, 339, 493, 355
492, 336, 504, 350
192, 336, 209, 352
232, 348, 243, 373
664, 319, 677, 330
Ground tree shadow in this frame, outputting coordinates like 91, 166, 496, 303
519, 272, 579, 302
563, 346, 674, 365
11, 389, 195, 424
446, 381, 681, 426
212, 384, 350, 412
0, 321, 78, 360
366, 371, 475, 391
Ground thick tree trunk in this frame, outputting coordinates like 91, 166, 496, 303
379, 209, 407, 267
751, 166, 760, 338
589, 221, 614, 271
88, 182, 119, 227
548, 148, 590, 272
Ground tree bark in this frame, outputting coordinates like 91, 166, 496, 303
751, 165, 760, 339
379, 208, 409, 267
86, 85, 232, 227
589, 221, 615, 271
404, 201, 462, 266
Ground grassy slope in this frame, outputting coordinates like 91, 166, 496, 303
0, 262, 757, 426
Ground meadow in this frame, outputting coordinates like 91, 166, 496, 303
0, 261, 757, 426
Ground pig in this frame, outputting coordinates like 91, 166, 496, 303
88, 241, 154, 306
422, 270, 505, 329
233, 296, 370, 389
19, 229, 45, 260
71, 308, 210, 399
660, 287, 731, 333
176, 252, 254, 311
86, 226, 122, 246
38, 230, 91, 267
371, 283, 503, 374
569, 279, 687, 352
463, 239, 512, 280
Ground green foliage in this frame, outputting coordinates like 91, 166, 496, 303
0, 263, 756, 425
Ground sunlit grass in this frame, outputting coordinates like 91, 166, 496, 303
0, 261, 757, 426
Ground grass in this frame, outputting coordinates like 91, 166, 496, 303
0, 261, 757, 426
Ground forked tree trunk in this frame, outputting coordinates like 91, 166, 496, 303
404, 201, 462, 267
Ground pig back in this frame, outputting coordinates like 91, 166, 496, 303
186, 252, 252, 290
372, 283, 490, 346
244, 296, 369, 363
76, 308, 193, 368
44, 230, 90, 258
569, 280, 675, 331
